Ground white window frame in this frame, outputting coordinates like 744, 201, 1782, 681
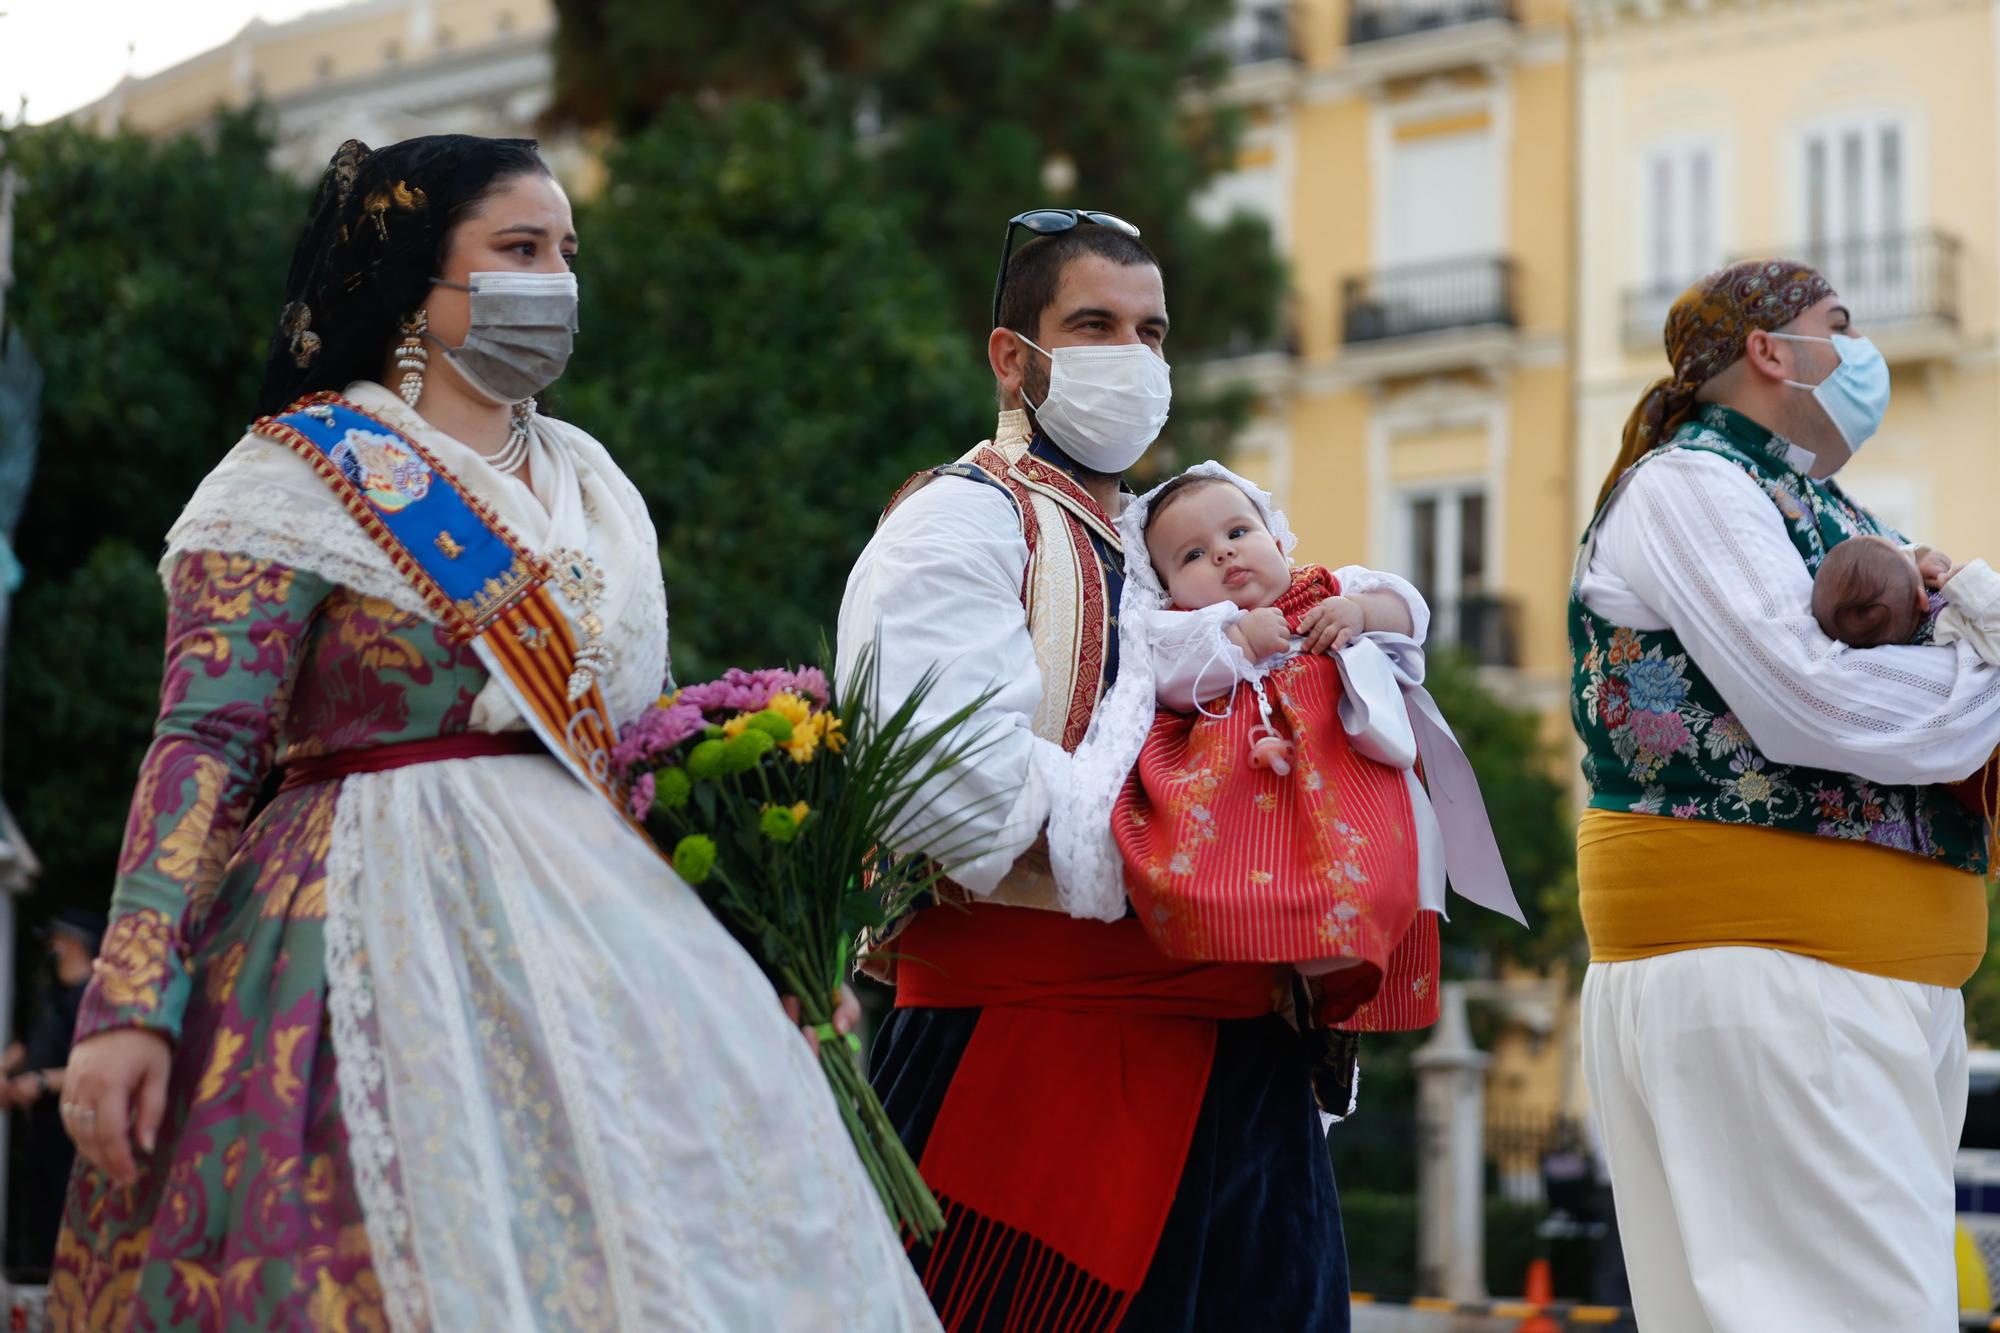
1393, 480, 1492, 647
1369, 85, 1512, 274
1639, 135, 1723, 293
1789, 108, 1926, 321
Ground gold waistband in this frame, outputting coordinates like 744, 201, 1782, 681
1578, 808, 1987, 988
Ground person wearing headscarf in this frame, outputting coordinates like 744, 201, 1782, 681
49, 135, 936, 1332
1570, 258, 2000, 1329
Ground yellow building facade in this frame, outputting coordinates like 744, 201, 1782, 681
69, 0, 579, 186
1573, 0, 2000, 563
1210, 0, 1580, 738
1203, 0, 1589, 1134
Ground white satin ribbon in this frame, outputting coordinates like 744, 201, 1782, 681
1335, 634, 1527, 926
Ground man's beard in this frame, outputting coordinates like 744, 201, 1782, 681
1018, 357, 1123, 485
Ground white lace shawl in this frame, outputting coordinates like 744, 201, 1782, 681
161, 380, 669, 735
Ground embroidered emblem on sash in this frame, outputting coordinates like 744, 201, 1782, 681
330, 428, 432, 514
258, 392, 652, 843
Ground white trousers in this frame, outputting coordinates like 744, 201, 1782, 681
1581, 948, 1968, 1332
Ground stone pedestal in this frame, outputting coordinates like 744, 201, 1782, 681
1413, 981, 1491, 1301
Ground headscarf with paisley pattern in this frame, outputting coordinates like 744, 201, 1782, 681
255, 134, 549, 416
1599, 258, 1835, 509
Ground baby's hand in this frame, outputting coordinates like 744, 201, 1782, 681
1297, 596, 1366, 655
1227, 606, 1294, 662
1914, 546, 1956, 590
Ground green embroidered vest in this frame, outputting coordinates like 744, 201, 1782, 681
1568, 404, 1988, 875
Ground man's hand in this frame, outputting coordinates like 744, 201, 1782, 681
1226, 606, 1294, 663
1297, 596, 1367, 654
782, 985, 861, 1058
7, 1070, 50, 1108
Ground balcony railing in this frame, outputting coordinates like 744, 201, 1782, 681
1436, 594, 1521, 669
1623, 230, 1962, 354
1621, 282, 1687, 352
1227, 3, 1297, 63
1348, 0, 1515, 45
1340, 256, 1518, 345
1790, 229, 1961, 329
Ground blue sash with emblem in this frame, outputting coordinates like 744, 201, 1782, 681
258, 392, 634, 823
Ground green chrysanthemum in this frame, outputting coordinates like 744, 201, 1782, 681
745, 709, 795, 742
654, 766, 692, 808
719, 728, 775, 773
685, 739, 728, 780
759, 805, 800, 843
672, 834, 718, 885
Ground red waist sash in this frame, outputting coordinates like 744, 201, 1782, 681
278, 731, 545, 792
894, 906, 1285, 1331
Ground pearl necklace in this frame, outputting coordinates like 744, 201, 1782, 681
485, 399, 535, 474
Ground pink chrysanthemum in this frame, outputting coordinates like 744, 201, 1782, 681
627, 770, 656, 821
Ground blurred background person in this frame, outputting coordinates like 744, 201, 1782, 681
1, 909, 101, 1280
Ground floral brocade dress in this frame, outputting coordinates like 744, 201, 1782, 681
1112, 568, 1439, 1030
52, 382, 936, 1333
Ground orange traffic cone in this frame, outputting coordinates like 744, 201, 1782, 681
1513, 1258, 1560, 1333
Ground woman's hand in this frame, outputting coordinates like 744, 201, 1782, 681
782, 985, 861, 1057
1227, 607, 1294, 663
1298, 596, 1366, 654
61, 1028, 172, 1187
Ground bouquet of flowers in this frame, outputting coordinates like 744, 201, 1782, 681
614, 647, 998, 1241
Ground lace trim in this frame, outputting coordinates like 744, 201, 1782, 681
324, 788, 433, 1333
164, 481, 431, 620
1333, 564, 1431, 646
1049, 463, 1295, 922
470, 795, 645, 1327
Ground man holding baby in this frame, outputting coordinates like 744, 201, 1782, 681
837, 211, 1363, 1331
1572, 257, 2000, 1330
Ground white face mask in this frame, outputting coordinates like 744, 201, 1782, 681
1017, 334, 1172, 474
430, 270, 579, 405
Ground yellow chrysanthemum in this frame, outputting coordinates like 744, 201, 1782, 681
821, 713, 846, 754
721, 713, 753, 739
788, 801, 811, 825
783, 719, 821, 764
766, 692, 814, 729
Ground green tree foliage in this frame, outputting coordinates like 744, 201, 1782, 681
559, 103, 988, 680
1420, 649, 1583, 970
0, 111, 304, 906
1963, 878, 2000, 1045
546, 0, 1287, 473
867, 0, 1284, 358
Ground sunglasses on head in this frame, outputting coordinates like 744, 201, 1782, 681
990, 208, 1142, 330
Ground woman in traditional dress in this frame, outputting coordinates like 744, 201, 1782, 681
51, 134, 936, 1332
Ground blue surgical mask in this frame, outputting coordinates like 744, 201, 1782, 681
1772, 332, 1890, 454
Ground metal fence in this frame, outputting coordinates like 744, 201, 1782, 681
1791, 229, 1962, 329
1348, 0, 1516, 45
1627, 230, 1963, 351
1227, 3, 1296, 64
1341, 256, 1518, 344
1433, 595, 1521, 670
